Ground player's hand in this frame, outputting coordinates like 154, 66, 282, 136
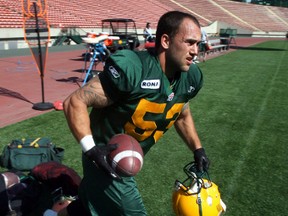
84, 144, 121, 180
193, 148, 210, 172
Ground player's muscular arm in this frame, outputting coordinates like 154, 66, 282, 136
174, 102, 202, 151
76, 77, 112, 107
63, 77, 113, 142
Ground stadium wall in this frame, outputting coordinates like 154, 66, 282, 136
203, 21, 253, 36
0, 27, 153, 50
203, 21, 287, 38
0, 28, 99, 50
0, 24, 286, 51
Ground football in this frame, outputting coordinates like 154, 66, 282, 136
1, 172, 20, 188
108, 134, 144, 177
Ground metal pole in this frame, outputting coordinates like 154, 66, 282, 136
33, 2, 45, 103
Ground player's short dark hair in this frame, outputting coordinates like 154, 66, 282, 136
155, 11, 200, 50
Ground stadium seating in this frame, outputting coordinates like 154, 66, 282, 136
212, 0, 287, 32
156, 0, 288, 32
0, 4, 22, 28
0, 0, 287, 33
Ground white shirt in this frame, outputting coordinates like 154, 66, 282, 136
201, 28, 208, 42
144, 27, 153, 37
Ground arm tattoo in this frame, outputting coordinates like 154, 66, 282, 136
76, 77, 112, 107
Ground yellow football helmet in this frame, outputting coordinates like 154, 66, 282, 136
172, 162, 226, 216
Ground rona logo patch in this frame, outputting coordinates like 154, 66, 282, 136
141, 80, 160, 89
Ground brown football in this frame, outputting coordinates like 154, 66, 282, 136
108, 134, 144, 177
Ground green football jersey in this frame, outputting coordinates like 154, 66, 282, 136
91, 49, 203, 154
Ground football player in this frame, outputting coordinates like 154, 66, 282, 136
61, 10, 210, 216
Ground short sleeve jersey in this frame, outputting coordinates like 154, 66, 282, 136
91, 49, 203, 154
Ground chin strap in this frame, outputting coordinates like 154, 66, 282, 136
197, 192, 203, 216
196, 178, 203, 216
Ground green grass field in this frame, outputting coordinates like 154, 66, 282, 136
1, 40, 287, 215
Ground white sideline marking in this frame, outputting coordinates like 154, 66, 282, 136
226, 42, 287, 198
